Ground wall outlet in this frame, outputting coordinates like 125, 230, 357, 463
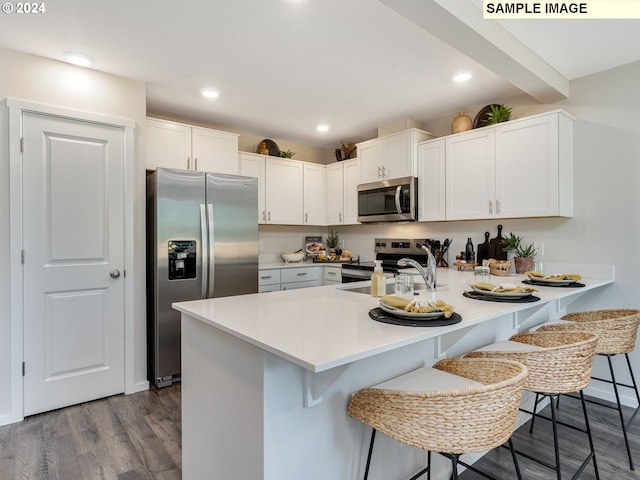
258, 240, 264, 251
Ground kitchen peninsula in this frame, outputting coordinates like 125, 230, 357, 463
174, 265, 613, 479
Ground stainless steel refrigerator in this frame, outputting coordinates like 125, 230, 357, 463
146, 167, 259, 387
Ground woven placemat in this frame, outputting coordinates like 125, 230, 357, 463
369, 308, 462, 327
522, 280, 585, 288
463, 291, 541, 303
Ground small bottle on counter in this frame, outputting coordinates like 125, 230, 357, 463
465, 237, 475, 263
370, 260, 386, 298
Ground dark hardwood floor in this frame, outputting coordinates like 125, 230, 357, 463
0, 386, 638, 479
0, 385, 181, 480
460, 395, 640, 479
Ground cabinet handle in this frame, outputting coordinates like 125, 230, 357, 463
327, 271, 337, 277
195, 157, 198, 170
305, 213, 308, 223
267, 211, 271, 222
489, 200, 493, 215
496, 200, 501, 215
260, 275, 272, 280
382, 166, 387, 177
339, 212, 343, 222
187, 157, 191, 170
377, 166, 382, 178
262, 210, 267, 222
297, 272, 307, 276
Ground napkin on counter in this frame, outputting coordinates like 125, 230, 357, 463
471, 282, 537, 293
525, 271, 582, 281
380, 295, 455, 318
405, 299, 455, 318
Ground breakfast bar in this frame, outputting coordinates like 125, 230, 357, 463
173, 265, 613, 479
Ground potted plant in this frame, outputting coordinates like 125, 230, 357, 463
325, 229, 341, 259
486, 103, 512, 124
501, 232, 538, 273
280, 149, 295, 158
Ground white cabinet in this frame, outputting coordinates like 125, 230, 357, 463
495, 112, 573, 218
446, 128, 496, 220
343, 159, 361, 224
445, 110, 573, 220
281, 266, 322, 290
323, 266, 342, 285
239, 152, 303, 225
303, 163, 326, 225
417, 140, 446, 221
358, 129, 434, 183
146, 119, 191, 170
146, 118, 238, 174
258, 266, 322, 292
239, 152, 266, 224
258, 269, 281, 293
265, 157, 304, 224
191, 126, 239, 174
326, 158, 360, 225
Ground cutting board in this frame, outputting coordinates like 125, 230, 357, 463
489, 225, 507, 261
477, 232, 492, 265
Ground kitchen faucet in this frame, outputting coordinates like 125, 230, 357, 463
397, 243, 437, 292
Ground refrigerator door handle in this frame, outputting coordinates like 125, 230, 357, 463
207, 203, 215, 298
200, 204, 208, 299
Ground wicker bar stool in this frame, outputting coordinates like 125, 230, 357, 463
465, 331, 600, 480
537, 308, 640, 470
348, 357, 528, 480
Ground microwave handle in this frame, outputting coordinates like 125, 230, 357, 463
395, 186, 402, 213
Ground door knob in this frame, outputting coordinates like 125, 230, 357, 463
110, 269, 121, 279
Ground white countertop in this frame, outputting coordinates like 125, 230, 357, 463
173, 266, 613, 373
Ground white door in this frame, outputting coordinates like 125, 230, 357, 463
22, 111, 125, 416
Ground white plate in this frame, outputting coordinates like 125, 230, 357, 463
470, 285, 533, 298
379, 300, 444, 319
526, 275, 577, 285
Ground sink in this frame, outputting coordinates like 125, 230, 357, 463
339, 283, 446, 295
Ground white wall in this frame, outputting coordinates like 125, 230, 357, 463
0, 48, 148, 423
259, 61, 640, 404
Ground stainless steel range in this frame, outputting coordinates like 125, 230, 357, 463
341, 238, 429, 283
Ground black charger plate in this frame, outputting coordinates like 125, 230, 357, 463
369, 308, 462, 327
463, 291, 541, 303
523, 280, 585, 288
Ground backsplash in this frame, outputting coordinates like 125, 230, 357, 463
259, 218, 560, 266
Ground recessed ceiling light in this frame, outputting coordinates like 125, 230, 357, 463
201, 88, 220, 99
316, 124, 329, 132
64, 52, 93, 67
453, 73, 472, 82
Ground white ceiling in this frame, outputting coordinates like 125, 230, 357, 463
1, 0, 638, 148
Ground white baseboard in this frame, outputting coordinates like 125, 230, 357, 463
131, 380, 150, 393
0, 412, 23, 427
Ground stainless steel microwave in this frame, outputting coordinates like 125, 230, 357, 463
357, 176, 418, 223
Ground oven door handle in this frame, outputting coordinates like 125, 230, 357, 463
394, 186, 402, 213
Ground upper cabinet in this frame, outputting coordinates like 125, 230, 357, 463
358, 129, 435, 183
445, 128, 496, 220
417, 139, 446, 222
303, 163, 326, 226
239, 152, 305, 225
445, 110, 574, 220
326, 158, 360, 225
146, 118, 239, 174
191, 126, 239, 174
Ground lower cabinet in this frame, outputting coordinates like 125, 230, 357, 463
258, 269, 281, 293
258, 266, 323, 292
281, 267, 322, 290
324, 266, 342, 284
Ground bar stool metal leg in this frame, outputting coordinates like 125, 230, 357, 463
607, 354, 635, 470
